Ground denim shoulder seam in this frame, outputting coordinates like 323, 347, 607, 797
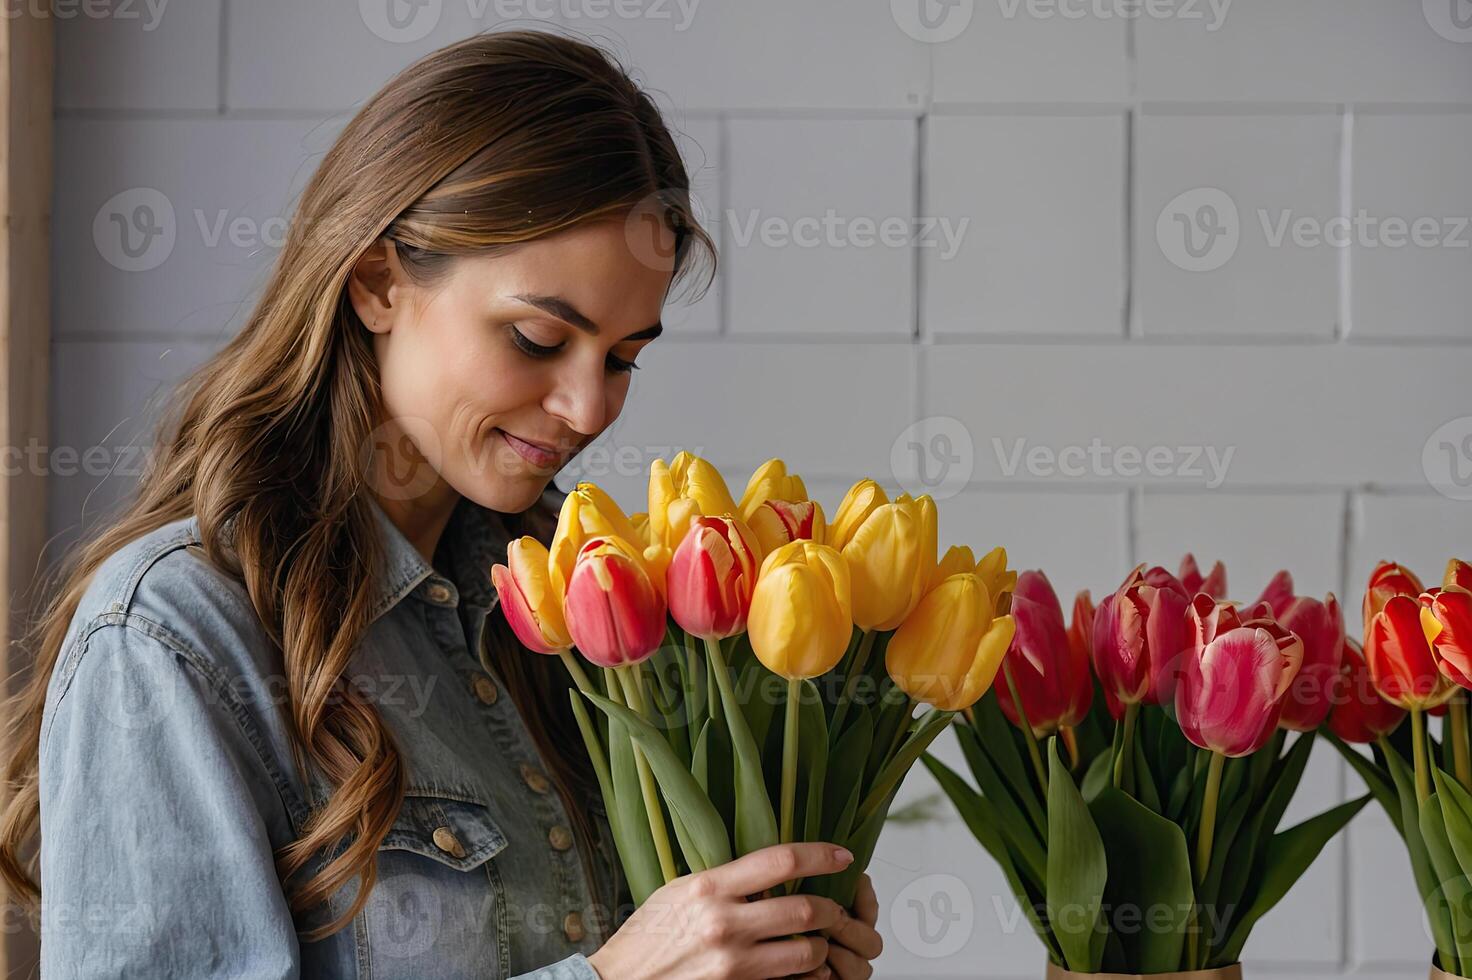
50, 611, 310, 831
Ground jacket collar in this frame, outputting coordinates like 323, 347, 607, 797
365, 484, 568, 626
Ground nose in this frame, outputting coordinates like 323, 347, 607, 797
543, 356, 609, 438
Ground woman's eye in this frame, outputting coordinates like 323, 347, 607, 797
508, 325, 561, 358
606, 353, 640, 375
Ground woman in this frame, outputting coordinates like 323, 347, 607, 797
0, 30, 882, 979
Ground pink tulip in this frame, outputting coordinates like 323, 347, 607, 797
1244, 570, 1345, 732
563, 535, 668, 668
996, 571, 1094, 736
1177, 595, 1304, 757
1179, 553, 1228, 599
1092, 565, 1190, 713
666, 515, 762, 640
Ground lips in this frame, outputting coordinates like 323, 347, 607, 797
498, 429, 565, 469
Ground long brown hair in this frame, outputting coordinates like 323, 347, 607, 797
1, 28, 713, 943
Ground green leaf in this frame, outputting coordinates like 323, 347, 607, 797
957, 720, 1047, 848
823, 722, 872, 843
703, 639, 780, 856
601, 695, 669, 905
1045, 739, 1108, 973
1385, 746, 1461, 972
924, 753, 1063, 963
1324, 730, 1402, 837
1422, 785, 1472, 968
1217, 795, 1371, 965
1081, 744, 1114, 804
855, 708, 956, 828
1432, 767, 1472, 884
970, 694, 1047, 830
584, 691, 733, 870
798, 679, 829, 843
1088, 784, 1193, 973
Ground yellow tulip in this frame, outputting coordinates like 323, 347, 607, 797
738, 458, 811, 522
932, 544, 977, 591
647, 452, 740, 556
827, 479, 886, 552
974, 545, 1017, 614
885, 573, 1017, 711
490, 536, 573, 653
842, 493, 938, 632
747, 540, 853, 680
550, 482, 654, 599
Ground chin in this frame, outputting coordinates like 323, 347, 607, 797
460, 475, 551, 516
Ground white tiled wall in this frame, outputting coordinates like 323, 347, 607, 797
52, 2, 1471, 975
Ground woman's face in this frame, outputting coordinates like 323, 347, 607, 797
351, 216, 675, 516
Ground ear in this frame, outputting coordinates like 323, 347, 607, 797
348, 238, 403, 335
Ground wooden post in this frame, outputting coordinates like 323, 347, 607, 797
0, 4, 52, 976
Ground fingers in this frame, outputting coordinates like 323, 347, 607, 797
749, 934, 829, 979
825, 942, 875, 980
730, 894, 845, 941
695, 843, 854, 898
852, 873, 880, 928
820, 908, 883, 961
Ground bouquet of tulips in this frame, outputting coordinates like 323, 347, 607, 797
490, 452, 1017, 908
926, 556, 1368, 975
1326, 558, 1472, 978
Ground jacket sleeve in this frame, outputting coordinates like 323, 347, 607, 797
38, 621, 301, 979
509, 953, 603, 979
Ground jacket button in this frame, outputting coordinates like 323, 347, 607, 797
549, 824, 574, 851
562, 910, 585, 943
472, 675, 499, 705
432, 826, 467, 859
426, 582, 453, 603
520, 763, 550, 794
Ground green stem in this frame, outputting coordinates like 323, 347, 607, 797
1113, 702, 1140, 793
616, 666, 678, 884
1452, 693, 1472, 793
781, 677, 800, 846
1413, 707, 1432, 802
1189, 751, 1226, 970
829, 629, 876, 741
1004, 663, 1048, 793
558, 649, 594, 696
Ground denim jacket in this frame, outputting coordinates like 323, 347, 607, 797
37, 483, 628, 978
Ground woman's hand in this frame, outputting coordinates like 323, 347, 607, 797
815, 872, 881, 979
586, 842, 856, 980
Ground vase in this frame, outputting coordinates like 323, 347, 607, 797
1045, 964, 1243, 980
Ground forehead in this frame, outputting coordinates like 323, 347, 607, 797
452, 219, 675, 332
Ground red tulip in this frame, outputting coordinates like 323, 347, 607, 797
996, 571, 1093, 735
1176, 611, 1304, 758
1365, 591, 1453, 710
1179, 553, 1228, 599
666, 515, 762, 640
1271, 590, 1345, 733
1326, 637, 1406, 743
1445, 559, 1472, 593
563, 535, 668, 668
1422, 585, 1472, 691
1362, 560, 1426, 642
1091, 565, 1190, 712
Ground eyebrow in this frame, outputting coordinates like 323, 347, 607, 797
509, 293, 664, 342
